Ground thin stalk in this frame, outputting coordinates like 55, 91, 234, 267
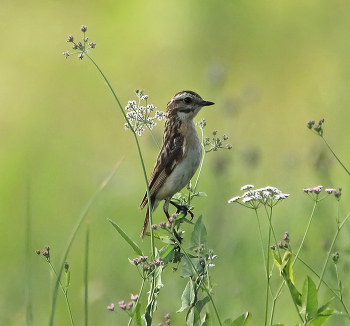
49, 161, 122, 326
254, 209, 267, 276
84, 222, 90, 326
321, 136, 350, 176
293, 201, 318, 266
264, 218, 272, 326
85, 54, 155, 258
317, 212, 350, 291
48, 261, 74, 326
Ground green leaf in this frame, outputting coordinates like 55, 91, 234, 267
193, 307, 201, 326
317, 298, 334, 314
133, 302, 142, 326
302, 276, 318, 320
195, 296, 210, 314
178, 279, 195, 313
272, 249, 282, 267
187, 308, 195, 326
108, 219, 143, 256
224, 312, 252, 326
181, 256, 205, 278
286, 279, 302, 306
197, 192, 207, 197
158, 244, 175, 264
309, 308, 335, 326
190, 216, 207, 251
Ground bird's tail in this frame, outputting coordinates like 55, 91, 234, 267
141, 208, 150, 239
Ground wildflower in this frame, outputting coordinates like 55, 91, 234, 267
332, 252, 340, 264
107, 303, 115, 311
319, 118, 325, 125
118, 300, 126, 310
88, 42, 96, 48
66, 35, 74, 42
83, 37, 89, 42
35, 250, 40, 255
80, 25, 87, 32
334, 187, 342, 201
78, 53, 84, 60
277, 241, 284, 249
159, 221, 167, 229
325, 188, 336, 194
241, 185, 254, 190
313, 185, 323, 194
133, 258, 141, 266
131, 294, 139, 301
140, 256, 148, 262
270, 245, 276, 250
226, 144, 232, 149
212, 130, 217, 135
62, 51, 70, 59
151, 224, 157, 230
42, 250, 50, 260
126, 301, 134, 310
307, 120, 315, 129
223, 134, 228, 140
283, 232, 290, 242
228, 196, 241, 203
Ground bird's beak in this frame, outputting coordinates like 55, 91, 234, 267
201, 100, 215, 106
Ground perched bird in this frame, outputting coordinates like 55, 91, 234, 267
140, 90, 214, 238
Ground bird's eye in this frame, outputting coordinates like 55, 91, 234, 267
183, 97, 192, 104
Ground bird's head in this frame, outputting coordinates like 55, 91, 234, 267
167, 90, 214, 120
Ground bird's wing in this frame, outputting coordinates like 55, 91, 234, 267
140, 132, 184, 209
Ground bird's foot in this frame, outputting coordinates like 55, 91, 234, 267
169, 201, 194, 220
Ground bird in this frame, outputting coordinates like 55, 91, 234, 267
140, 90, 214, 239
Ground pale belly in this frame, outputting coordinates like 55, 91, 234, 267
155, 144, 202, 201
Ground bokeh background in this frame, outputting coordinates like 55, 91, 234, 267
1, 0, 350, 325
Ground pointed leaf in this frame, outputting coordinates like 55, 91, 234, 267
108, 219, 143, 256
186, 308, 195, 326
286, 279, 302, 306
178, 279, 195, 312
224, 312, 252, 326
181, 255, 204, 278
317, 297, 334, 314
190, 216, 207, 250
133, 302, 142, 326
272, 250, 282, 267
302, 276, 318, 320
158, 244, 175, 264
195, 296, 210, 314
309, 308, 335, 326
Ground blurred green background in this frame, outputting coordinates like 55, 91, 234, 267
1, 0, 350, 325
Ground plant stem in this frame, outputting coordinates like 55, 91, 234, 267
317, 212, 350, 291
321, 136, 350, 176
84, 222, 90, 326
293, 201, 318, 267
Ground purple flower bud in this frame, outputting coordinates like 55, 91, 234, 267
131, 294, 139, 301
45, 246, 50, 251
283, 232, 290, 242
277, 241, 283, 249
88, 42, 96, 48
133, 258, 141, 266
83, 37, 89, 42
159, 221, 166, 229
164, 313, 171, 319
307, 120, 315, 129
118, 300, 126, 310
140, 256, 148, 262
270, 245, 276, 250
80, 25, 87, 32
66, 35, 74, 42
126, 301, 133, 310
107, 303, 115, 311
168, 216, 174, 223
325, 188, 336, 194
35, 250, 41, 255
313, 186, 323, 194
151, 224, 157, 230
319, 118, 325, 125
78, 53, 84, 60
62, 51, 70, 59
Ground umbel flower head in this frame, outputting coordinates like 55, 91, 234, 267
124, 89, 165, 136
228, 185, 290, 209
63, 25, 96, 59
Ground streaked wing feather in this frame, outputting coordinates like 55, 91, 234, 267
140, 132, 184, 208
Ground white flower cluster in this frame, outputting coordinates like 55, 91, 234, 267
228, 184, 290, 209
124, 95, 165, 136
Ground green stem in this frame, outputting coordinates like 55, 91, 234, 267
317, 212, 350, 291
84, 222, 90, 326
127, 279, 146, 326
321, 136, 350, 176
293, 201, 318, 267
85, 54, 155, 258
48, 261, 74, 326
264, 216, 271, 326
